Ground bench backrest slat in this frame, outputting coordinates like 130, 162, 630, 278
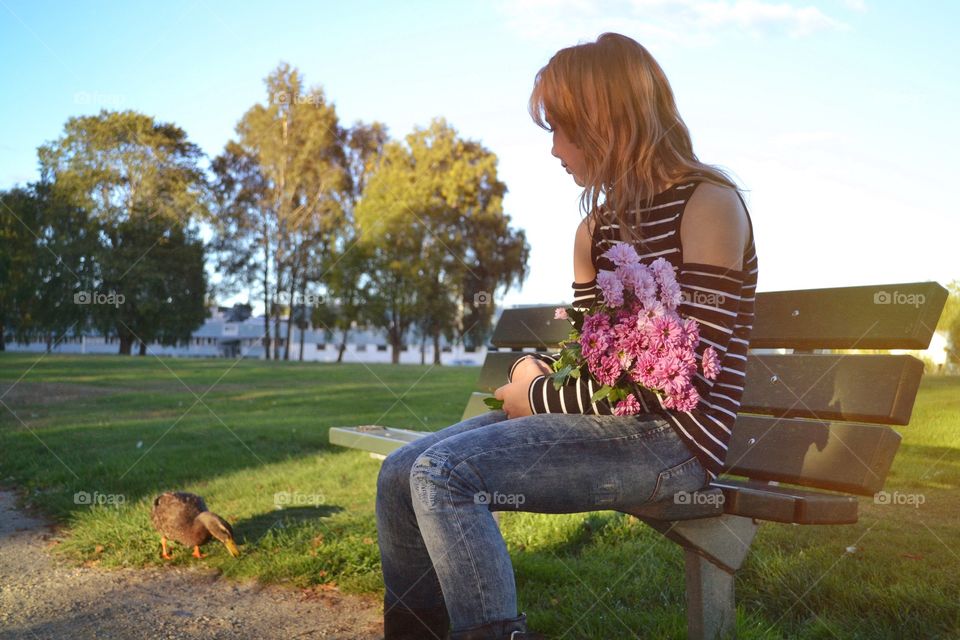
740, 354, 924, 425
723, 415, 901, 495
476, 352, 925, 425
750, 282, 946, 349
491, 282, 947, 350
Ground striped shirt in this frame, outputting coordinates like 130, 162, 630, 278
507, 176, 759, 480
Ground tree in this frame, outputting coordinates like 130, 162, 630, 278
37, 109, 210, 354
939, 280, 960, 367
356, 117, 529, 363
320, 121, 388, 363
0, 186, 43, 348
210, 141, 273, 356
222, 62, 348, 361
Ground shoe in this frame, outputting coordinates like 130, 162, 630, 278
383, 602, 451, 639
449, 612, 548, 640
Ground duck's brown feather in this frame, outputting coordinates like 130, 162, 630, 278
150, 492, 210, 547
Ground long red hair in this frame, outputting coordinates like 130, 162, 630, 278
529, 32, 743, 243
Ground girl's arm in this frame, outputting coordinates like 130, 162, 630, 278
504, 214, 598, 383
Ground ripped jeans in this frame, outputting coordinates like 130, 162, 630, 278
375, 409, 709, 634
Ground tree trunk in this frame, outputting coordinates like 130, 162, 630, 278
273, 291, 282, 360
433, 331, 442, 365
298, 277, 307, 361
390, 327, 401, 365
284, 266, 297, 361
0, 324, 5, 351
420, 333, 426, 365
118, 331, 133, 355
262, 259, 271, 361
338, 328, 348, 363
139, 340, 147, 356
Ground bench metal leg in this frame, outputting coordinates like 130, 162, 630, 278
685, 549, 736, 640
638, 514, 759, 640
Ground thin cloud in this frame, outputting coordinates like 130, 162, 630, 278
498, 0, 851, 47
768, 130, 851, 146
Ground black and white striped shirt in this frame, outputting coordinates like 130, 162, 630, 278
507, 176, 759, 480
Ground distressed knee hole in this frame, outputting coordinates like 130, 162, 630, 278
411, 450, 452, 510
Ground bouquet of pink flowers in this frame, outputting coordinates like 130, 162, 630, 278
546, 243, 721, 415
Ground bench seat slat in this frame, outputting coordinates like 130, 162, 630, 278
711, 478, 859, 524
329, 425, 426, 456
619, 488, 725, 521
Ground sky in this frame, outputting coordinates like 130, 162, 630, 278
1, 0, 957, 311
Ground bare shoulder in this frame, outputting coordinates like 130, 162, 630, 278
574, 214, 597, 282
580, 209, 600, 236
680, 181, 749, 269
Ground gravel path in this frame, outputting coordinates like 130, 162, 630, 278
0, 489, 384, 640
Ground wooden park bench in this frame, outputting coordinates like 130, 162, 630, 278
330, 281, 948, 639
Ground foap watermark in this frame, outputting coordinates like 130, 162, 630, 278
74, 490, 126, 507
74, 290, 125, 308
680, 290, 725, 308
873, 290, 925, 308
73, 90, 126, 108
473, 491, 525, 507
674, 490, 725, 506
473, 291, 491, 307
275, 291, 326, 307
874, 490, 925, 508
270, 91, 325, 107
274, 491, 326, 508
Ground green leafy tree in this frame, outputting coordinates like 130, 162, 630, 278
37, 109, 209, 354
320, 121, 388, 362
0, 186, 43, 348
224, 62, 348, 360
356, 117, 529, 363
938, 280, 960, 367
1, 182, 107, 351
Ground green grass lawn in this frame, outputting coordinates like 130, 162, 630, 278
1, 353, 957, 639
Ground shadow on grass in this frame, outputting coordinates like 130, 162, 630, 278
234, 505, 345, 544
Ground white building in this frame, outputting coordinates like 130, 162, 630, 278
4, 306, 502, 366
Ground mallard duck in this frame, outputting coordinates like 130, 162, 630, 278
150, 491, 240, 559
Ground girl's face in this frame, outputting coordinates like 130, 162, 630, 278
551, 125, 586, 187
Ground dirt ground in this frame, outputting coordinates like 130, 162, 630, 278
0, 489, 385, 640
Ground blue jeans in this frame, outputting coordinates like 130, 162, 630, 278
375, 409, 709, 635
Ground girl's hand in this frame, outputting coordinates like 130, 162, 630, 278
494, 356, 553, 419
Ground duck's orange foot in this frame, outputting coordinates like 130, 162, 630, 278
192, 545, 206, 559
160, 536, 173, 560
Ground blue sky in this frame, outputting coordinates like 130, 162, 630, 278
1, 0, 957, 310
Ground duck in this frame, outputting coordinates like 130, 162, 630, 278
150, 491, 240, 559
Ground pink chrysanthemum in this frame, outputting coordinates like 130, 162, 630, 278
596, 270, 624, 307
663, 383, 700, 412
661, 279, 683, 310
554, 307, 568, 320
630, 351, 663, 388
595, 352, 624, 387
649, 257, 678, 288
701, 346, 721, 379
613, 394, 642, 416
678, 317, 700, 349
602, 242, 641, 268
620, 263, 656, 302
